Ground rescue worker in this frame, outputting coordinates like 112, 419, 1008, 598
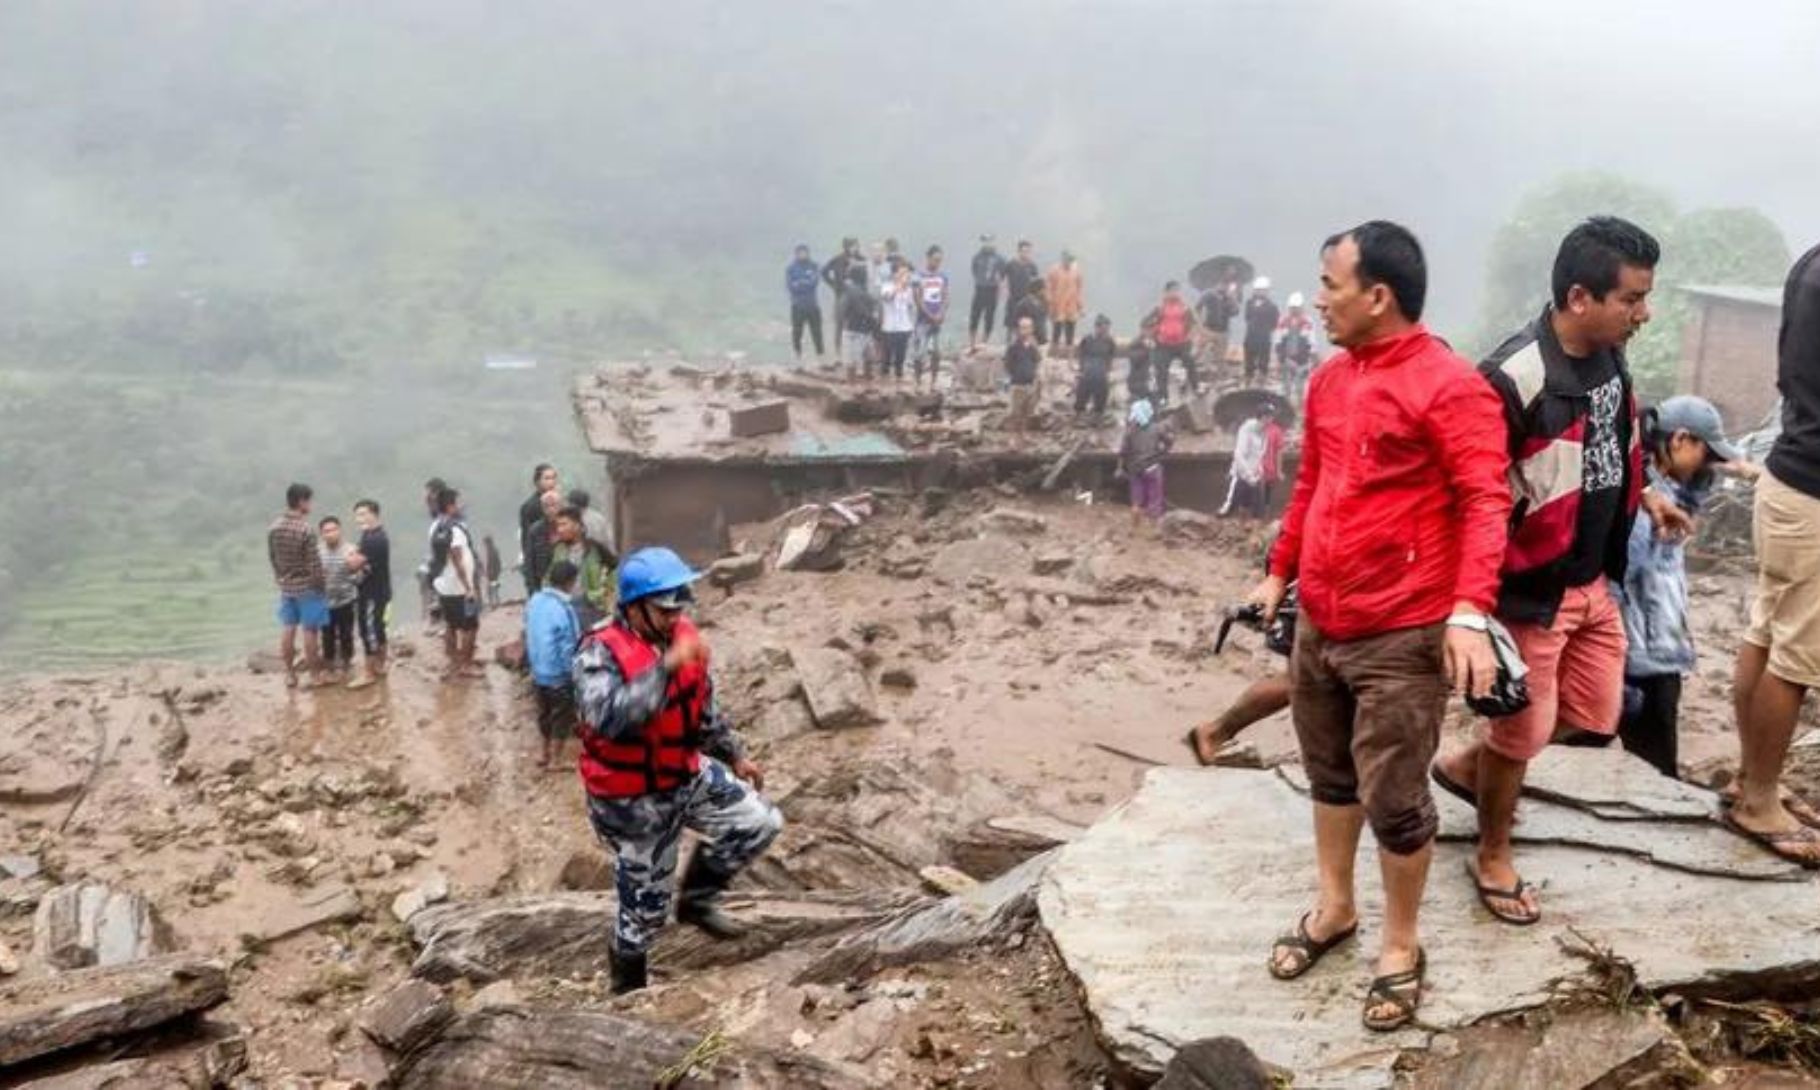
573, 547, 783, 993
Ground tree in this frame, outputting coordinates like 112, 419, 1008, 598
1475, 175, 1790, 398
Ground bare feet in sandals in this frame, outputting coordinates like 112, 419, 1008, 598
1467, 857, 1540, 925
1721, 807, 1820, 868
1268, 907, 1358, 979
1363, 947, 1426, 1032
1185, 722, 1233, 766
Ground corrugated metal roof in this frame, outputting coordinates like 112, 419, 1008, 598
1679, 284, 1782, 308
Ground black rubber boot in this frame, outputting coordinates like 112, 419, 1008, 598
675, 853, 747, 940
609, 946, 647, 994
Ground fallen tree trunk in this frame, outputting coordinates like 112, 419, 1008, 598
0, 954, 228, 1066
394, 1006, 876, 1090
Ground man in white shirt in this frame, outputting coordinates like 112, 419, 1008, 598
1222, 410, 1269, 517
429, 485, 484, 681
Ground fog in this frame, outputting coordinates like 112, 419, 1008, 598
2, 0, 1817, 668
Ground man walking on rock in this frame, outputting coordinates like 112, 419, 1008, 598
574, 547, 781, 993
1432, 217, 1691, 919
1252, 221, 1509, 1032
1728, 239, 1820, 865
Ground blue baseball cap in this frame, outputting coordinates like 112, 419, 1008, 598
1654, 396, 1741, 463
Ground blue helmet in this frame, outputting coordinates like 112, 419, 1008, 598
617, 547, 700, 607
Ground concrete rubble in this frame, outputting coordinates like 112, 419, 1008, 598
1040, 757, 1820, 1088
791, 645, 882, 729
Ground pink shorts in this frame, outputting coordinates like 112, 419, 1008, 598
1486, 576, 1627, 762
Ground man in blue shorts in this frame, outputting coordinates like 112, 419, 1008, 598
268, 482, 328, 689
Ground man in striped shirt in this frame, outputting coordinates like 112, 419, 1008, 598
268, 482, 328, 689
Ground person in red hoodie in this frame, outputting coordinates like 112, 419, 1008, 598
1249, 221, 1510, 1032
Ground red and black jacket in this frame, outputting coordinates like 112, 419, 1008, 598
1480, 308, 1643, 625
577, 618, 709, 798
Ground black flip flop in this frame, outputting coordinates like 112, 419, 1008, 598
1362, 948, 1426, 1033
1267, 911, 1358, 980
1719, 788, 1820, 833
1466, 860, 1540, 926
1429, 764, 1477, 808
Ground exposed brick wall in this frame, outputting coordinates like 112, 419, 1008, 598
1679, 298, 1780, 430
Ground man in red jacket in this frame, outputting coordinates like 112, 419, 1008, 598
1249, 221, 1510, 1032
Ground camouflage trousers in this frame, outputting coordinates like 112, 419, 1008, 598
585, 756, 783, 956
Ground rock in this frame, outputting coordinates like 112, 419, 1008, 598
728, 399, 791, 438
491, 638, 525, 671
709, 552, 766, 588
360, 979, 454, 1053
796, 853, 1047, 985
0, 855, 41, 881
13, 1058, 193, 1089
0, 939, 18, 976
792, 647, 881, 729
409, 891, 904, 985
916, 865, 978, 897
1042, 766, 1820, 1085
1032, 551, 1074, 576
335, 1037, 393, 1090
979, 507, 1047, 536
878, 667, 917, 691
468, 981, 521, 1009
198, 1034, 250, 1086
1158, 509, 1220, 543
0, 954, 228, 1066
246, 884, 363, 945
245, 649, 285, 675
552, 851, 613, 892
392, 872, 452, 923
391, 1006, 872, 1090
1156, 1037, 1278, 1090
32, 883, 172, 969
1412, 1008, 1695, 1090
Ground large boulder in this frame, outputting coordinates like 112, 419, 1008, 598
1039, 760, 1820, 1087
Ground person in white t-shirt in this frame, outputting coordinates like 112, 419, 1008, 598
428, 485, 484, 681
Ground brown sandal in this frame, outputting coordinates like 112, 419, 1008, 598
1268, 912, 1358, 980
1362, 948, 1426, 1032
1721, 809, 1820, 868
1720, 786, 1820, 831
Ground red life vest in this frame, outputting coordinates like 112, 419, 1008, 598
1155, 298, 1190, 345
576, 618, 710, 798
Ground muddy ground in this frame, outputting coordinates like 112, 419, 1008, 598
2, 487, 1818, 1088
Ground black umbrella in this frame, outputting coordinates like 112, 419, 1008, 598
1189, 255, 1255, 293
1214, 388, 1294, 430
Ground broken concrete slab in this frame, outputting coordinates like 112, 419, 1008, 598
32, 882, 172, 969
393, 1006, 875, 1090
245, 883, 363, 945
1032, 551, 1074, 576
1040, 767, 1820, 1087
0, 954, 228, 1066
1277, 763, 1806, 882
792, 646, 881, 729
360, 978, 454, 1053
1521, 744, 1718, 821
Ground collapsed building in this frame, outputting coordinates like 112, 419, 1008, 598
573, 355, 1294, 561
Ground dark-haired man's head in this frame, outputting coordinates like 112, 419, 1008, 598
546, 559, 580, 593
1317, 220, 1426, 349
794, 244, 810, 260
286, 483, 313, 513
1017, 240, 1032, 259
553, 507, 583, 543
533, 464, 558, 493
1163, 279, 1181, 298
566, 488, 591, 510
423, 477, 447, 516
1552, 216, 1660, 352
319, 515, 342, 548
435, 487, 460, 515
353, 499, 381, 531
926, 245, 943, 270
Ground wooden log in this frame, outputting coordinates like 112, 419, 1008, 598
0, 955, 228, 1067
